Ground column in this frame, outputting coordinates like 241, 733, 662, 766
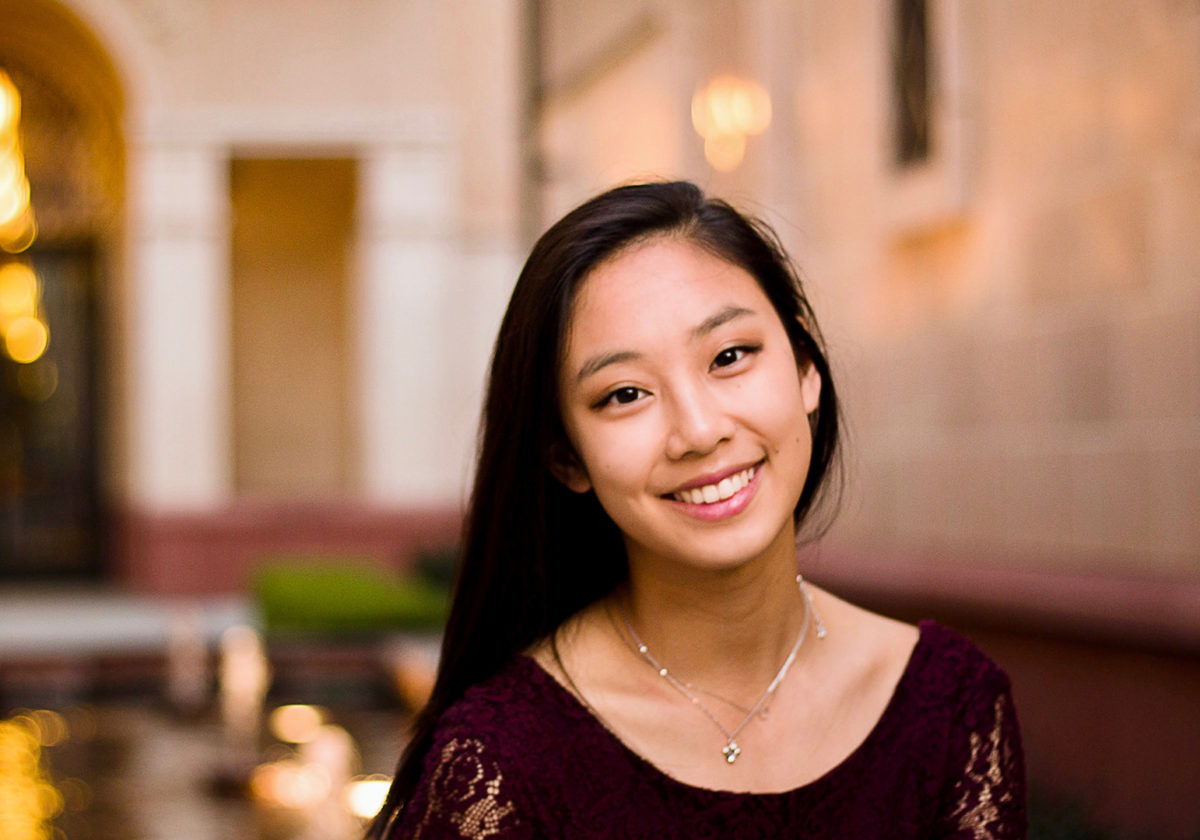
126, 140, 231, 510
356, 138, 460, 506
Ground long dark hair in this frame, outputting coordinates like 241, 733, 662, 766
366, 181, 840, 837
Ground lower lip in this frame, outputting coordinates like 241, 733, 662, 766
664, 465, 762, 522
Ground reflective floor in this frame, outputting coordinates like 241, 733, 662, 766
0, 587, 431, 840
7, 701, 407, 840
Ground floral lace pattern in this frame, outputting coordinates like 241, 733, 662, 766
389, 621, 1026, 839
409, 738, 521, 839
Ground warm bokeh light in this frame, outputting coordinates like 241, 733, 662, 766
56, 777, 93, 812
704, 134, 748, 174
11, 710, 70, 748
0, 145, 24, 194
0, 206, 36, 254
0, 171, 29, 227
250, 759, 332, 808
268, 704, 327, 745
0, 70, 19, 136
0, 714, 64, 840
0, 261, 38, 320
16, 360, 59, 402
691, 75, 772, 172
4, 315, 49, 364
0, 70, 35, 253
345, 775, 391, 820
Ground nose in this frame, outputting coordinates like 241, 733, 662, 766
663, 381, 736, 460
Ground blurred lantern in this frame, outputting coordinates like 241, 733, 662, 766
691, 75, 772, 172
0, 70, 36, 254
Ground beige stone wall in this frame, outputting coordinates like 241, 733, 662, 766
21, 0, 526, 510
535, 0, 1200, 578
784, 0, 1200, 576
106, 0, 522, 263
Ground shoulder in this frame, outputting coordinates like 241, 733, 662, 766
810, 588, 1010, 710
393, 657, 571, 839
908, 621, 1013, 714
828, 608, 1027, 834
913, 623, 1027, 836
429, 655, 585, 772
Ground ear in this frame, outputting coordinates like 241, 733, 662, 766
799, 361, 822, 415
548, 442, 592, 494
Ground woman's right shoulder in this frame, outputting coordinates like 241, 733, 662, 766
391, 657, 561, 839
433, 655, 563, 747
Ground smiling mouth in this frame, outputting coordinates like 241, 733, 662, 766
670, 464, 759, 505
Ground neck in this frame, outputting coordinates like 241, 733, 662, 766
616, 525, 807, 692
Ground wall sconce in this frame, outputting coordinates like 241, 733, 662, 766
691, 75, 772, 172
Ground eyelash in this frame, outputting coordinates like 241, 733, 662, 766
594, 386, 646, 408
592, 344, 763, 409
712, 343, 761, 369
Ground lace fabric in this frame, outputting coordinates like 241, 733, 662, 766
940, 691, 1026, 839
389, 621, 1026, 839
408, 737, 522, 839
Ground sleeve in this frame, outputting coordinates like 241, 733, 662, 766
936, 670, 1028, 840
387, 734, 536, 840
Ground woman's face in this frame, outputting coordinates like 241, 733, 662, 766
555, 236, 821, 578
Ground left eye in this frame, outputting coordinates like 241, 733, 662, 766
596, 386, 647, 408
712, 346, 755, 368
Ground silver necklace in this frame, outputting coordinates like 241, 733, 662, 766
619, 574, 826, 765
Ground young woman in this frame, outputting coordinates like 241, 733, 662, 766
368, 182, 1025, 839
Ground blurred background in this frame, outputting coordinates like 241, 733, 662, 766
1, 0, 1198, 838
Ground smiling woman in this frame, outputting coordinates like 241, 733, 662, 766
367, 182, 1026, 839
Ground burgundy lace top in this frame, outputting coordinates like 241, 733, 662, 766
389, 621, 1026, 839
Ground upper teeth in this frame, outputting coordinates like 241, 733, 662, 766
673, 466, 756, 505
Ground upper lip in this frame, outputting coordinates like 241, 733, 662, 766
665, 459, 763, 494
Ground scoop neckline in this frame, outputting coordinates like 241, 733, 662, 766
518, 619, 935, 800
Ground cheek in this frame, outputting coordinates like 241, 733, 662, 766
574, 421, 663, 504
756, 367, 811, 433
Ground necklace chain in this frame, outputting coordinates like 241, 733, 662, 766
618, 574, 826, 765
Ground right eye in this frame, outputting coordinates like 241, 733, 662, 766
596, 386, 647, 408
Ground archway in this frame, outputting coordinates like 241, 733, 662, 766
0, 0, 125, 577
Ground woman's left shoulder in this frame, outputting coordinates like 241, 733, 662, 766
908, 620, 1013, 701
912, 625, 1027, 836
812, 589, 1011, 713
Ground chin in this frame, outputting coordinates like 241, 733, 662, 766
628, 519, 794, 576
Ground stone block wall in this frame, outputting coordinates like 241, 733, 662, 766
781, 0, 1200, 581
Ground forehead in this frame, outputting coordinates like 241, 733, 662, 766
565, 237, 771, 351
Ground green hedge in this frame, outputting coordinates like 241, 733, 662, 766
253, 560, 451, 634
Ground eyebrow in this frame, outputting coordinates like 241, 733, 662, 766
573, 305, 757, 384
575, 350, 642, 384
691, 305, 754, 340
